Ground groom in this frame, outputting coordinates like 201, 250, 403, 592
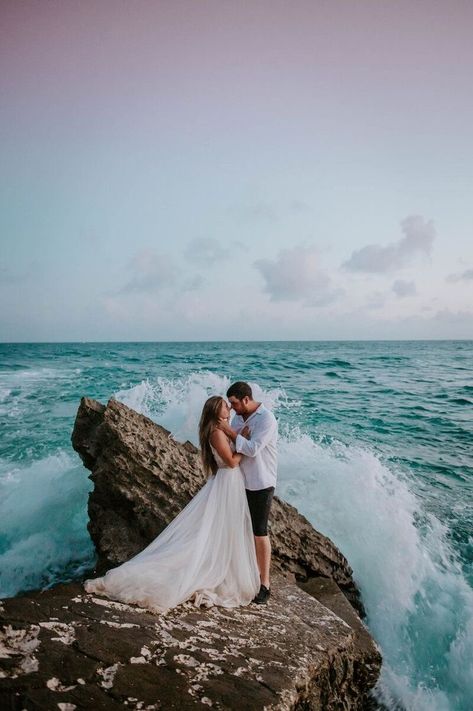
217, 381, 278, 605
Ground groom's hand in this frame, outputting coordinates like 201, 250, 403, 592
241, 425, 251, 440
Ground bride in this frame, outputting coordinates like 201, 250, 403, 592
83, 395, 261, 613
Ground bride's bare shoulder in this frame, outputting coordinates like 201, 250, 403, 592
209, 428, 226, 447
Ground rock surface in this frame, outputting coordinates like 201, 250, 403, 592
0, 574, 380, 711
0, 396, 382, 710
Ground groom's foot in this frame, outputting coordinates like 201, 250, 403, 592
252, 583, 271, 604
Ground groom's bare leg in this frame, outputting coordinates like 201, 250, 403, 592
254, 535, 271, 588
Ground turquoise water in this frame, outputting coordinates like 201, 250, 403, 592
0, 340, 472, 710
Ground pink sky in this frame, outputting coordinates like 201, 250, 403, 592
1, 1, 472, 340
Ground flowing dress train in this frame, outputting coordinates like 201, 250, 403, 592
83, 443, 261, 614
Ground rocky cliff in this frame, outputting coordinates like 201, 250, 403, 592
0, 396, 381, 710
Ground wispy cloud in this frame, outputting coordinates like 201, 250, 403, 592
182, 274, 205, 292
433, 308, 473, 331
365, 291, 388, 310
255, 244, 342, 306
289, 200, 311, 213
392, 279, 417, 297
115, 249, 178, 295
343, 215, 435, 273
446, 268, 473, 283
184, 238, 229, 266
227, 199, 311, 224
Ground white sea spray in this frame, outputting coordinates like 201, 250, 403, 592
1, 342, 472, 711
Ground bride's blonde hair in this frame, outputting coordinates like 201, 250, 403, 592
199, 395, 225, 476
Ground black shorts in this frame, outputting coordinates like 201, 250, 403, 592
245, 486, 275, 536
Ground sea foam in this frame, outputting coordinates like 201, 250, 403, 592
114, 371, 473, 711
0, 451, 95, 598
1, 367, 472, 710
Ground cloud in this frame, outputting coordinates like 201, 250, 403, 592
433, 308, 473, 327
182, 275, 205, 292
289, 199, 311, 213
226, 199, 311, 224
226, 202, 278, 224
446, 268, 473, 283
343, 215, 435, 273
184, 238, 229, 266
116, 249, 178, 294
365, 291, 388, 310
254, 244, 342, 306
340, 308, 473, 339
392, 279, 417, 297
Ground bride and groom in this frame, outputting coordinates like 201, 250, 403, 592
83, 381, 278, 613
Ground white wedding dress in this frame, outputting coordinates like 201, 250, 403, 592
83, 441, 261, 614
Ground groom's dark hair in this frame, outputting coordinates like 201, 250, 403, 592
226, 381, 253, 400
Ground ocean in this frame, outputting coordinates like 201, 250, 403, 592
0, 340, 472, 710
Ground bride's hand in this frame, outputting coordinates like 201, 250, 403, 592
217, 418, 232, 436
241, 425, 251, 440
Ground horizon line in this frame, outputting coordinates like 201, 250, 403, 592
1, 338, 472, 345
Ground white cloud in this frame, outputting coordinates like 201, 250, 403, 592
116, 249, 178, 294
343, 215, 435, 273
392, 279, 417, 297
446, 268, 473, 283
184, 238, 229, 266
254, 244, 342, 306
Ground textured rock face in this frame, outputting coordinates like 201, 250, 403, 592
0, 575, 380, 710
71, 397, 362, 613
0, 396, 382, 709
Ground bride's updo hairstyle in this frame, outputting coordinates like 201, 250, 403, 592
199, 395, 225, 476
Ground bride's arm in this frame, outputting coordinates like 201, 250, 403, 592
209, 429, 242, 468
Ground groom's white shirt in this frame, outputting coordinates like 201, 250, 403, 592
232, 403, 278, 491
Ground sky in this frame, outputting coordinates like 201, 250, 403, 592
1, 0, 472, 341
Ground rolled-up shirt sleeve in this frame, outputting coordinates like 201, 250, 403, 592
235, 415, 276, 458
